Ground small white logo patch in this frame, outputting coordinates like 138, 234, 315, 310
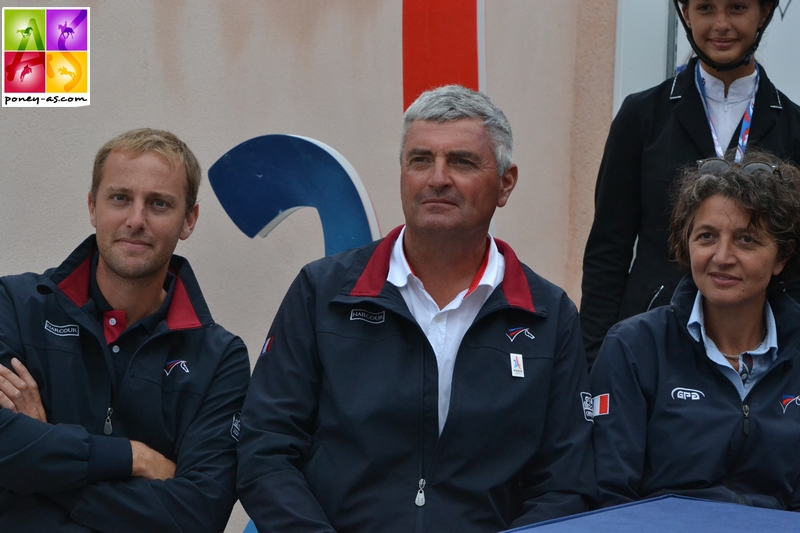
581, 392, 594, 422
350, 309, 385, 324
231, 412, 242, 441
44, 320, 79, 337
671, 388, 705, 401
510, 353, 524, 378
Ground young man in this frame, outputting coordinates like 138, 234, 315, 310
237, 86, 596, 532
0, 129, 250, 532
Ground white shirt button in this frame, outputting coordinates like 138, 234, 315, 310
112, 345, 120, 353
108, 318, 117, 326
434, 315, 443, 323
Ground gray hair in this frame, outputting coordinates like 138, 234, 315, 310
401, 85, 514, 176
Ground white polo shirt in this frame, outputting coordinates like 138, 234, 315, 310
387, 226, 505, 434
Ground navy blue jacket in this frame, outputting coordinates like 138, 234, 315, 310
237, 226, 596, 533
591, 276, 800, 510
0, 236, 251, 532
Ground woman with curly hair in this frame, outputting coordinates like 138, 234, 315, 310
591, 151, 800, 510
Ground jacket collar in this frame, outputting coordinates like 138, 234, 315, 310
348, 225, 536, 313
670, 57, 782, 155
42, 235, 213, 331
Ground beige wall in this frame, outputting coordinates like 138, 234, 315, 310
0, 1, 616, 530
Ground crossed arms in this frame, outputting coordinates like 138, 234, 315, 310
0, 358, 175, 481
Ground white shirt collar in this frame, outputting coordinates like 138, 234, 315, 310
387, 225, 504, 299
698, 62, 758, 103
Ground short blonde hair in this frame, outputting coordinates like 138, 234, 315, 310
91, 128, 201, 215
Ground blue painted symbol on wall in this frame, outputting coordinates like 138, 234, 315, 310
209, 134, 380, 256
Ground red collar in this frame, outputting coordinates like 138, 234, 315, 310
57, 254, 202, 331
350, 225, 535, 312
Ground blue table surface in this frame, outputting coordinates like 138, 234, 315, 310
505, 495, 799, 532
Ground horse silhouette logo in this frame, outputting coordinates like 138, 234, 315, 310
164, 359, 190, 376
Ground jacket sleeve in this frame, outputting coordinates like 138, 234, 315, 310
589, 323, 649, 507
509, 299, 597, 527
580, 95, 645, 368
50, 336, 251, 533
236, 267, 337, 532
0, 281, 132, 494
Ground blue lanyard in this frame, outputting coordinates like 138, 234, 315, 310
695, 63, 759, 162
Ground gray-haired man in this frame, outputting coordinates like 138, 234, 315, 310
238, 85, 596, 532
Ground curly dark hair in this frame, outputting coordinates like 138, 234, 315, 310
669, 150, 800, 284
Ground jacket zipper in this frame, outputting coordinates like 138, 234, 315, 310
741, 403, 750, 436
646, 285, 665, 311
103, 407, 114, 435
102, 330, 164, 437
415, 478, 426, 506
415, 331, 427, 533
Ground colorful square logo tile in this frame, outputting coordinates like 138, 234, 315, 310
2, 7, 89, 107
45, 9, 87, 51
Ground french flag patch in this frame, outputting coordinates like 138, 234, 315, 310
592, 393, 610, 417
261, 336, 273, 355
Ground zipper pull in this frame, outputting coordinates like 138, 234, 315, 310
742, 404, 750, 436
415, 478, 426, 507
104, 407, 113, 435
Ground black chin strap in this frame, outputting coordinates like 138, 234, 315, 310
673, 0, 778, 72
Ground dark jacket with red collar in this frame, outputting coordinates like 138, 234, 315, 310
237, 226, 596, 533
0, 235, 250, 533
580, 57, 800, 367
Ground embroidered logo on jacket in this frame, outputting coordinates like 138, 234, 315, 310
164, 359, 190, 376
350, 309, 385, 324
592, 393, 610, 417
780, 395, 800, 413
231, 412, 242, 440
506, 327, 535, 342
671, 388, 705, 401
581, 392, 594, 422
44, 320, 79, 337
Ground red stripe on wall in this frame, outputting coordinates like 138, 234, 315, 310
402, 0, 479, 110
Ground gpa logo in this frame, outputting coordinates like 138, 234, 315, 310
580, 392, 594, 422
44, 320, 79, 337
164, 359, 190, 376
506, 327, 535, 342
780, 395, 800, 413
230, 412, 242, 441
671, 388, 705, 401
350, 309, 385, 324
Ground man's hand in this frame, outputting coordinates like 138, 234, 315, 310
0, 358, 47, 422
130, 440, 177, 481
